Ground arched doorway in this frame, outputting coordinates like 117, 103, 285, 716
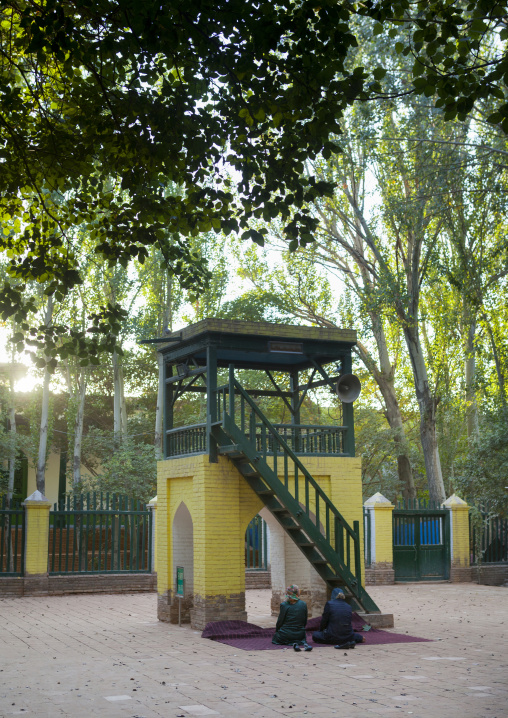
171, 502, 193, 623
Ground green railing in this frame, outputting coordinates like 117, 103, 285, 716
253, 424, 346, 455
165, 421, 345, 458
166, 423, 207, 457
0, 496, 25, 576
217, 367, 367, 603
245, 515, 268, 570
49, 493, 152, 574
363, 507, 372, 568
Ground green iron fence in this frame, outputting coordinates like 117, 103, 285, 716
0, 496, 25, 576
363, 507, 371, 568
245, 515, 268, 570
469, 503, 508, 565
49, 493, 152, 574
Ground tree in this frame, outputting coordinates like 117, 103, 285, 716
3, 0, 507, 352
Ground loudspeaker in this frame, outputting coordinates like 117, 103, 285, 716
336, 374, 361, 403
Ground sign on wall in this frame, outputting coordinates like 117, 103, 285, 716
176, 566, 184, 597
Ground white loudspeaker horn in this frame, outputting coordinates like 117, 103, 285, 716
336, 374, 361, 403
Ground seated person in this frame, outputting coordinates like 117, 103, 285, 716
272, 584, 312, 651
312, 587, 366, 648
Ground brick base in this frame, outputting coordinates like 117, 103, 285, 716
449, 565, 473, 582
365, 563, 395, 585
0, 573, 156, 597
270, 585, 327, 617
471, 564, 508, 585
156, 590, 193, 624
189, 593, 247, 630
245, 570, 271, 590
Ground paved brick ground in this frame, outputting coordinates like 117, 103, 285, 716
0, 584, 506, 718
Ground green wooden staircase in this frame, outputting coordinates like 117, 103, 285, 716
212, 368, 380, 614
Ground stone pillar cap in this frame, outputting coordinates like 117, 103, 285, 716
442, 493, 468, 508
22, 490, 51, 505
148, 495, 158, 506
364, 492, 393, 507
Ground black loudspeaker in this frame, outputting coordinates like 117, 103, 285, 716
336, 374, 361, 403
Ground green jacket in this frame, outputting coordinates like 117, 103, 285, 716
272, 599, 308, 644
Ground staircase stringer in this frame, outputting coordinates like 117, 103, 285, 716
218, 416, 380, 613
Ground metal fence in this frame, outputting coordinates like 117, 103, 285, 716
49, 493, 152, 574
363, 507, 371, 567
469, 504, 508, 565
245, 515, 268, 570
0, 496, 24, 576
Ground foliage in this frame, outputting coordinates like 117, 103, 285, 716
2, 1, 508, 357
454, 407, 508, 512
76, 428, 157, 503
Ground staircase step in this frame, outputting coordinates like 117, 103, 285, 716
219, 406, 380, 614
219, 444, 243, 454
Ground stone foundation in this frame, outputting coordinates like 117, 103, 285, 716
271, 585, 329, 617
189, 593, 247, 630
365, 563, 395, 585
245, 570, 271, 590
449, 565, 473, 582
471, 563, 508, 586
358, 612, 394, 628
0, 573, 156, 597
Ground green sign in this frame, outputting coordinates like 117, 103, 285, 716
176, 566, 184, 597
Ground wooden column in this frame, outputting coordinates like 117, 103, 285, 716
206, 345, 218, 462
163, 362, 173, 459
341, 354, 355, 456
290, 370, 300, 452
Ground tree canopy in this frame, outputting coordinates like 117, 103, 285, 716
1, 0, 508, 353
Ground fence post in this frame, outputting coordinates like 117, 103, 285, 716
22, 490, 52, 594
148, 495, 157, 574
443, 494, 470, 582
363, 492, 395, 585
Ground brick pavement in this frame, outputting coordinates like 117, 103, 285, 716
0, 584, 506, 718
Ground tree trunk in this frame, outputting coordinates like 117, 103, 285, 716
403, 324, 446, 504
36, 296, 54, 495
119, 364, 127, 438
154, 352, 164, 459
113, 348, 121, 445
357, 325, 416, 499
73, 373, 87, 488
7, 364, 16, 505
464, 315, 479, 439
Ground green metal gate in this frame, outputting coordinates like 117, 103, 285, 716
393, 501, 450, 581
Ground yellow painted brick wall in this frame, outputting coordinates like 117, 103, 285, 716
451, 506, 470, 567
157, 452, 366, 597
24, 501, 51, 575
373, 505, 394, 564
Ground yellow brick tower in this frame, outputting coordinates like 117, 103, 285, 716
149, 320, 380, 630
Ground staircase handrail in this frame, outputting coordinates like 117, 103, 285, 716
222, 368, 358, 545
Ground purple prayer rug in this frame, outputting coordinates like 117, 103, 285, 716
201, 614, 431, 650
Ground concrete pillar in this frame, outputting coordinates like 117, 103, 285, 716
443, 494, 471, 582
22, 490, 52, 594
148, 495, 157, 575
363, 492, 395, 585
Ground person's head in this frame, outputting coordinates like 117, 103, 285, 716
331, 588, 346, 600
285, 584, 300, 604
